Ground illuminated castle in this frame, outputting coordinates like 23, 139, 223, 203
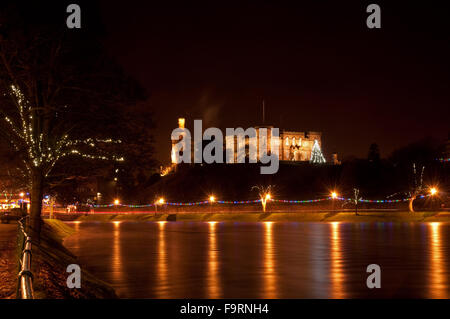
169, 118, 326, 164
278, 128, 324, 162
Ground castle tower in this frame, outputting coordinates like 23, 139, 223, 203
171, 118, 185, 164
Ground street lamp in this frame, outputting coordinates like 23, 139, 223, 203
113, 199, 120, 213
331, 191, 338, 212
19, 192, 25, 211
429, 187, 438, 210
155, 197, 165, 213
209, 195, 215, 213
429, 187, 438, 196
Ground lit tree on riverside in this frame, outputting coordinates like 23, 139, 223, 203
252, 185, 274, 212
408, 163, 425, 213
0, 3, 146, 239
0, 83, 125, 238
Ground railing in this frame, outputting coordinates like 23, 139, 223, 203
17, 217, 34, 299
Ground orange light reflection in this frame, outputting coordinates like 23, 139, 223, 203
428, 222, 448, 298
263, 222, 277, 298
156, 221, 169, 298
112, 221, 125, 294
207, 221, 221, 298
330, 222, 346, 298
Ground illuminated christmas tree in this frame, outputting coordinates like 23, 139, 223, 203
310, 140, 326, 164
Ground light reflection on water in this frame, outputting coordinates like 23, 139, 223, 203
429, 222, 447, 298
207, 221, 220, 298
330, 222, 345, 299
157, 221, 168, 298
263, 222, 277, 298
111, 221, 127, 296
63, 221, 450, 299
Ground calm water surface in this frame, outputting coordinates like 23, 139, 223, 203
63, 221, 450, 298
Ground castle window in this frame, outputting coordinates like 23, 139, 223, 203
285, 137, 289, 146
292, 137, 296, 146
298, 138, 302, 147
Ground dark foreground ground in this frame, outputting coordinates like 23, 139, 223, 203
0, 220, 117, 299
0, 223, 18, 299
31, 220, 117, 298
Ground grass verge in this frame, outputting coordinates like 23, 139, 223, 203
31, 219, 117, 298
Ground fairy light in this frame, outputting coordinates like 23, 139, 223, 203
2, 85, 125, 180
89, 193, 425, 209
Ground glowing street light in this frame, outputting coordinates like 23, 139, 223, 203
209, 195, 216, 213
330, 191, 338, 212
155, 197, 165, 213
265, 193, 271, 201
429, 187, 438, 196
114, 199, 120, 205
19, 192, 24, 198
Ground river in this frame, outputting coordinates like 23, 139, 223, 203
63, 221, 450, 298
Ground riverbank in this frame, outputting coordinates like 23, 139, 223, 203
61, 210, 450, 223
31, 219, 117, 298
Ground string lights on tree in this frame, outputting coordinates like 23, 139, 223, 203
408, 163, 425, 213
0, 12, 149, 239
252, 185, 274, 212
0, 84, 124, 238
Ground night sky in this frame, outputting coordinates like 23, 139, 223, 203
98, 1, 449, 164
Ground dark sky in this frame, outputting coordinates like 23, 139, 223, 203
98, 1, 449, 164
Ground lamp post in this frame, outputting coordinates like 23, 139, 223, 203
209, 195, 215, 213
429, 187, 438, 210
114, 199, 119, 213
19, 192, 24, 212
155, 197, 165, 213
331, 191, 338, 212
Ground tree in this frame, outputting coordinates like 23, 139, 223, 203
408, 163, 425, 213
0, 2, 147, 239
368, 143, 380, 163
310, 140, 326, 164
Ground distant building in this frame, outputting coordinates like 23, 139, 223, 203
169, 118, 327, 167
331, 152, 341, 165
279, 128, 324, 162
